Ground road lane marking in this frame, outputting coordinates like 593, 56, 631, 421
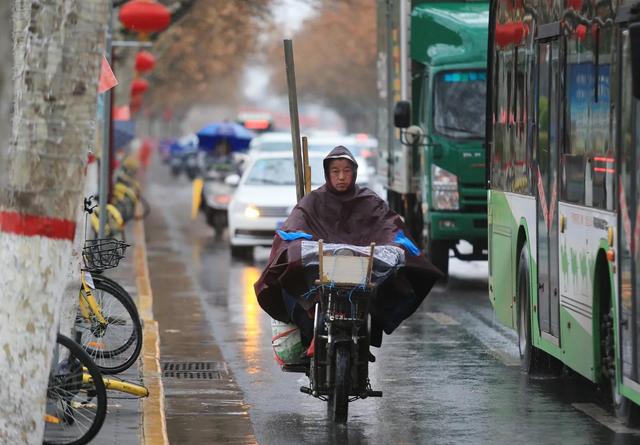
427, 310, 521, 366
572, 403, 640, 434
436, 305, 521, 367
483, 345, 521, 367
426, 311, 460, 325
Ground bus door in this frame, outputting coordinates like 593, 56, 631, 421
618, 26, 640, 387
535, 29, 562, 342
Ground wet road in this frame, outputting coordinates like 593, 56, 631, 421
146, 162, 640, 445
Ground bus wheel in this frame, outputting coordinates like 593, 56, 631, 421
602, 307, 640, 425
428, 239, 449, 278
517, 244, 540, 373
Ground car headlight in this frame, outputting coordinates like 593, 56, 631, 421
431, 165, 459, 210
243, 204, 260, 218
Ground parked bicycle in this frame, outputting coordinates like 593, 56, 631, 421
76, 237, 143, 374
43, 331, 148, 445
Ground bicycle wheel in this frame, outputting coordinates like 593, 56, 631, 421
44, 334, 107, 445
76, 279, 143, 374
91, 274, 138, 316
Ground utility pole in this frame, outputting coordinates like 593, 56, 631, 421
99, 3, 114, 239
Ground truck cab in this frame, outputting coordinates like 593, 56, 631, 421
411, 1, 489, 275
377, 0, 489, 277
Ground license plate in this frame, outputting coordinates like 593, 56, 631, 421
84, 272, 95, 289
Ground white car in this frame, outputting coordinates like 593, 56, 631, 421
228, 152, 325, 257
228, 150, 370, 257
247, 132, 293, 156
247, 132, 371, 185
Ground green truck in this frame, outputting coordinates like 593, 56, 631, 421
376, 1, 489, 276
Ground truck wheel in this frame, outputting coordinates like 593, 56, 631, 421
428, 239, 449, 277
328, 343, 350, 423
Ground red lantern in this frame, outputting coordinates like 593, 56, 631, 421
568, 0, 582, 10
512, 22, 525, 44
130, 78, 149, 95
495, 23, 514, 48
135, 50, 156, 73
119, 0, 171, 35
575, 24, 587, 42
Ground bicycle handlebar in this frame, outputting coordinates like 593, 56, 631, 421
84, 195, 98, 214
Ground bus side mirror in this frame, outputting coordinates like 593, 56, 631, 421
630, 21, 640, 99
394, 101, 411, 128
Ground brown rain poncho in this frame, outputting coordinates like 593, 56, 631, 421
254, 146, 442, 345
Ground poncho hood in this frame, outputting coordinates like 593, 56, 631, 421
323, 145, 358, 194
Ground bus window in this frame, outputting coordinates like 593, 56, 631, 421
563, 33, 588, 205
513, 47, 529, 194
588, 25, 615, 211
492, 50, 511, 191
537, 43, 551, 178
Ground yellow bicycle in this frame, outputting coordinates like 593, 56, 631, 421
44, 332, 148, 445
88, 201, 125, 241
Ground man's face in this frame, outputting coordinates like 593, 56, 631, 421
328, 159, 354, 192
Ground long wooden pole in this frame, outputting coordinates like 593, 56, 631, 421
302, 136, 311, 194
283, 39, 304, 202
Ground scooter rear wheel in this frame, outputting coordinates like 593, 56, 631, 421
328, 343, 350, 423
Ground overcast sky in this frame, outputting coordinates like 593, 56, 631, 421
242, 0, 314, 102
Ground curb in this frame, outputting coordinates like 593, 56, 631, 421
134, 206, 169, 445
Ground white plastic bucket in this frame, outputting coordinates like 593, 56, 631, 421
271, 318, 305, 365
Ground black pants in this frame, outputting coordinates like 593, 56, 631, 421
282, 289, 314, 348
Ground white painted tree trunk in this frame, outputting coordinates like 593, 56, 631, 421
0, 1, 108, 443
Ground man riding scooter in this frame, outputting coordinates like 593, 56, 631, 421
254, 145, 442, 356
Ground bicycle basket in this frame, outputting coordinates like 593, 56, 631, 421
82, 238, 129, 271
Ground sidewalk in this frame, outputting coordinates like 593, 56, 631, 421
90, 213, 168, 445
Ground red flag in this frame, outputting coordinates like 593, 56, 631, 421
98, 55, 118, 93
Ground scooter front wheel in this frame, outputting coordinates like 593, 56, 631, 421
328, 343, 350, 423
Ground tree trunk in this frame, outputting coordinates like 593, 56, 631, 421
0, 1, 11, 146
0, 1, 108, 443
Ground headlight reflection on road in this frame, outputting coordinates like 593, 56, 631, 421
241, 266, 262, 374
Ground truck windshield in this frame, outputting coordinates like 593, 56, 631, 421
433, 70, 486, 140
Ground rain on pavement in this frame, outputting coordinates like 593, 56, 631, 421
144, 160, 640, 445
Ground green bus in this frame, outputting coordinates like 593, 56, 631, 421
487, 0, 640, 422
377, 1, 490, 277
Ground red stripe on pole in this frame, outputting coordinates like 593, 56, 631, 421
0, 211, 76, 240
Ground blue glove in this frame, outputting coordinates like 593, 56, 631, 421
276, 229, 313, 241
394, 230, 420, 256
